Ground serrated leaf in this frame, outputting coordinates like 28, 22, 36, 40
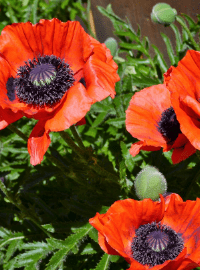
47, 238, 66, 250
14, 249, 47, 268
152, 44, 168, 73
97, 5, 126, 28
88, 227, 98, 243
80, 243, 97, 255
92, 112, 108, 128
160, 32, 176, 65
120, 141, 135, 172
0, 233, 24, 249
114, 30, 140, 43
182, 13, 196, 29
119, 160, 126, 180
5, 239, 22, 262
127, 57, 150, 65
45, 248, 67, 270
42, 224, 55, 233
119, 43, 148, 56
24, 262, 38, 270
109, 255, 122, 263
45, 224, 93, 269
21, 241, 49, 250
170, 23, 183, 54
94, 253, 111, 270
131, 74, 160, 87
177, 15, 189, 42
105, 118, 125, 128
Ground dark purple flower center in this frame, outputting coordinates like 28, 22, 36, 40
6, 55, 75, 107
29, 63, 56, 86
131, 222, 184, 267
158, 107, 181, 143
146, 230, 169, 252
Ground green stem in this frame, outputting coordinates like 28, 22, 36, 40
59, 131, 119, 183
8, 124, 28, 141
176, 16, 200, 51
70, 125, 85, 150
8, 124, 88, 187
0, 180, 52, 238
59, 131, 85, 158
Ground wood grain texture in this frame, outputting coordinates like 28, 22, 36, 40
91, 0, 200, 65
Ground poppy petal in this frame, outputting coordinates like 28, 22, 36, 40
171, 141, 196, 164
89, 197, 165, 264
84, 37, 120, 102
98, 232, 120, 255
126, 84, 171, 148
164, 50, 200, 150
45, 82, 92, 131
0, 19, 119, 165
0, 107, 22, 129
162, 195, 200, 264
129, 141, 162, 157
28, 121, 51, 165
75, 117, 86, 126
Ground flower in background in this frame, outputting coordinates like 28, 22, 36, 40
164, 50, 200, 153
125, 84, 196, 164
89, 194, 200, 270
0, 18, 120, 165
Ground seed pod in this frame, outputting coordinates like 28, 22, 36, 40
104, 37, 118, 57
151, 3, 177, 26
134, 165, 167, 201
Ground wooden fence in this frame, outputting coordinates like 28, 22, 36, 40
91, 0, 200, 65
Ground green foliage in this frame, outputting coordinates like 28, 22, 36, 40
0, 1, 200, 270
0, 0, 88, 32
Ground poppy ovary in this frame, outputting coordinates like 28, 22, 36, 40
29, 63, 57, 87
134, 165, 167, 201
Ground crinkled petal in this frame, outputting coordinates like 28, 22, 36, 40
98, 232, 120, 256
162, 195, 200, 265
164, 50, 200, 150
28, 121, 51, 165
126, 84, 171, 148
0, 107, 22, 129
171, 142, 196, 164
45, 82, 92, 131
89, 197, 165, 265
84, 36, 120, 102
129, 141, 161, 157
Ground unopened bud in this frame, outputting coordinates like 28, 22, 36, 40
151, 3, 177, 26
134, 165, 167, 201
104, 37, 118, 57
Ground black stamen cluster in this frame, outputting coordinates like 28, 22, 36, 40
132, 222, 184, 267
158, 107, 181, 143
10, 55, 75, 107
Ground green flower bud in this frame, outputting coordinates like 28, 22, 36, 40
151, 3, 177, 26
104, 37, 118, 57
134, 165, 167, 201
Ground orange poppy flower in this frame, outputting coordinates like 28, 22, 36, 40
164, 50, 200, 151
0, 19, 120, 165
89, 194, 200, 270
125, 84, 196, 164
